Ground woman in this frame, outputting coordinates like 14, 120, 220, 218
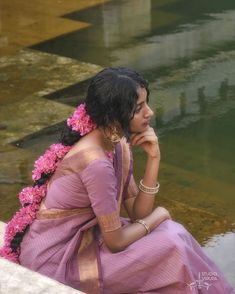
0, 67, 234, 293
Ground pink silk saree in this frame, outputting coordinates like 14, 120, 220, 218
19, 139, 235, 294
19, 139, 131, 293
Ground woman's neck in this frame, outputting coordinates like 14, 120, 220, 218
71, 128, 114, 153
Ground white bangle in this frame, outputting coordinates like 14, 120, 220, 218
139, 179, 160, 195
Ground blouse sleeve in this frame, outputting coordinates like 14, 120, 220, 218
80, 159, 121, 233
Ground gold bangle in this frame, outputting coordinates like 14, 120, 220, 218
134, 219, 151, 235
139, 179, 160, 194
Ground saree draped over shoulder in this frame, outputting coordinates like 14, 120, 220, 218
19, 139, 235, 294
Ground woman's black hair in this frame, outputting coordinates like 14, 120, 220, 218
61, 67, 149, 144
85, 67, 149, 138
60, 124, 82, 146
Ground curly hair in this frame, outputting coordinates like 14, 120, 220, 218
61, 67, 149, 145
85, 67, 149, 137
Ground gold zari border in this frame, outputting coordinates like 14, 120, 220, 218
97, 211, 121, 232
36, 201, 93, 220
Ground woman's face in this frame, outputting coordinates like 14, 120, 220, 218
129, 87, 154, 134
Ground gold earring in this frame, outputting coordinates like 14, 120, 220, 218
110, 126, 122, 143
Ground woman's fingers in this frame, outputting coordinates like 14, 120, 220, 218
134, 135, 156, 146
130, 128, 156, 142
131, 128, 157, 146
130, 128, 160, 158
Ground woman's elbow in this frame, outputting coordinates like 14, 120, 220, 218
106, 240, 127, 253
103, 232, 127, 253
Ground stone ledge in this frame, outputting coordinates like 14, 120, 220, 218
0, 49, 103, 146
0, 221, 84, 294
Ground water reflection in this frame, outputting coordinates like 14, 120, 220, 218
112, 10, 235, 70
101, 0, 151, 47
179, 92, 186, 117
33, 0, 235, 75
155, 105, 164, 127
219, 79, 229, 100
203, 232, 235, 286
152, 54, 235, 130
197, 86, 207, 114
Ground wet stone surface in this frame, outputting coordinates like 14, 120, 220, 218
0, 49, 102, 145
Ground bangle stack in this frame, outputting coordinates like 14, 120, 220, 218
139, 179, 160, 195
134, 219, 151, 235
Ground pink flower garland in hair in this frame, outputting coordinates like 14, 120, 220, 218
0, 144, 70, 263
0, 185, 47, 262
0, 104, 96, 263
32, 143, 71, 181
67, 103, 97, 135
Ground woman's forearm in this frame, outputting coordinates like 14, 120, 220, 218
104, 207, 170, 253
133, 156, 160, 219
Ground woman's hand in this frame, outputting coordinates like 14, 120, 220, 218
102, 206, 171, 253
130, 127, 160, 159
152, 206, 171, 227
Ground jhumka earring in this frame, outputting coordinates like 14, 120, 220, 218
110, 125, 122, 143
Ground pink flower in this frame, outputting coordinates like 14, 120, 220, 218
67, 103, 97, 136
19, 185, 47, 206
50, 143, 71, 158
0, 246, 19, 263
1, 196, 43, 263
32, 144, 71, 181
4, 206, 33, 243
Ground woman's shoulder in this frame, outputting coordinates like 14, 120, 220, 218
61, 145, 113, 174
